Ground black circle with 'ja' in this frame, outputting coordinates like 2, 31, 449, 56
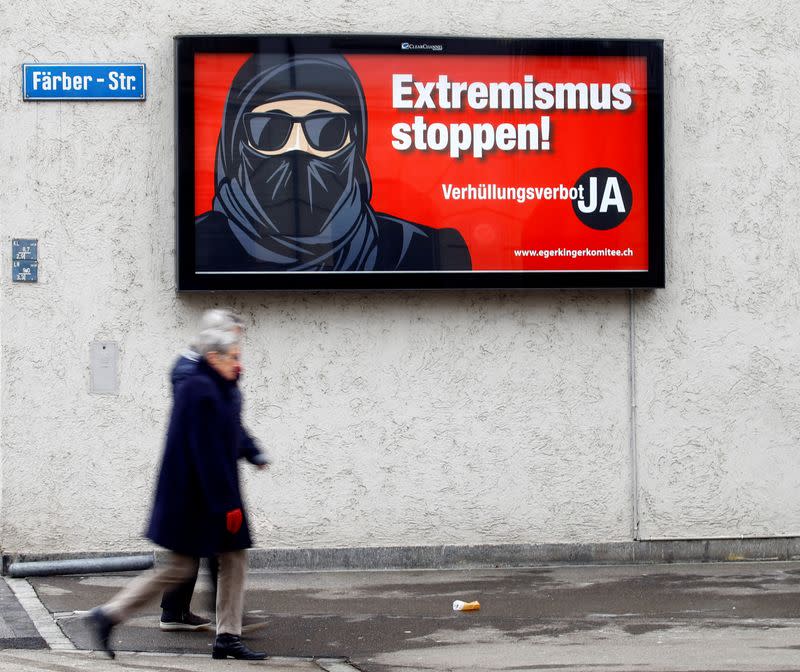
571, 168, 633, 231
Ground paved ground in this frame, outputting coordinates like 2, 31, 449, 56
5, 561, 800, 670
0, 580, 44, 650
0, 650, 351, 671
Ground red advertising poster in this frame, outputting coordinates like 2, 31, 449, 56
176, 37, 663, 290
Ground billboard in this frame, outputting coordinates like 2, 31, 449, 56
175, 35, 664, 290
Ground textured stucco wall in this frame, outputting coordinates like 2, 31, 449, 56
0, 0, 797, 555
634, 1, 800, 538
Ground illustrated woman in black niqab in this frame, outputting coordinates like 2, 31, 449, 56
195, 53, 471, 272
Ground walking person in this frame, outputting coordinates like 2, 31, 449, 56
159, 309, 269, 632
87, 327, 267, 660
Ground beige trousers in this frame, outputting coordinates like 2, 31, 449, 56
102, 550, 248, 636
215, 549, 247, 636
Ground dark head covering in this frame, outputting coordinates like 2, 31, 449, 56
211, 53, 381, 271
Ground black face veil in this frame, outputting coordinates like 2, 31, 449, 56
212, 53, 381, 271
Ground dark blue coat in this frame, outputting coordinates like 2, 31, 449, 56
146, 359, 252, 556
171, 353, 267, 466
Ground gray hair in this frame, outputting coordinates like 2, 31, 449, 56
200, 309, 243, 332
189, 309, 243, 352
196, 327, 239, 357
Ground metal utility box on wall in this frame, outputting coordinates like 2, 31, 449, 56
89, 342, 119, 395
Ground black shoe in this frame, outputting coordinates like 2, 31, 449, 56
87, 607, 115, 659
212, 633, 267, 660
159, 610, 211, 631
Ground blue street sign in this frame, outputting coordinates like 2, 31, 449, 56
12, 239, 38, 261
22, 63, 146, 101
13, 260, 38, 283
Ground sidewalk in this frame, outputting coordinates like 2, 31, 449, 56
6, 561, 800, 671
0, 580, 44, 650
0, 574, 356, 671
0, 650, 352, 672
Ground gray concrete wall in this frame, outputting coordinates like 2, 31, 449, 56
0, 0, 798, 556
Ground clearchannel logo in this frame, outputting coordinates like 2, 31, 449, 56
401, 41, 444, 52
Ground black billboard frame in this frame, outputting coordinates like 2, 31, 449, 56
175, 34, 665, 291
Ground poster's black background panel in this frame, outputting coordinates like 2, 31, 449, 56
175, 35, 664, 291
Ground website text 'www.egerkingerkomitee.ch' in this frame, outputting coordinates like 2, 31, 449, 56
513, 247, 634, 259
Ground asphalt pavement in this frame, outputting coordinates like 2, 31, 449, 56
4, 561, 800, 671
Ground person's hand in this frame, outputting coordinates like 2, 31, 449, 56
251, 453, 271, 471
226, 508, 243, 534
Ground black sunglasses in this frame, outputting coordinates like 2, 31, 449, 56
244, 111, 352, 153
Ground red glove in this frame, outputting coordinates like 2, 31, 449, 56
226, 508, 243, 534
